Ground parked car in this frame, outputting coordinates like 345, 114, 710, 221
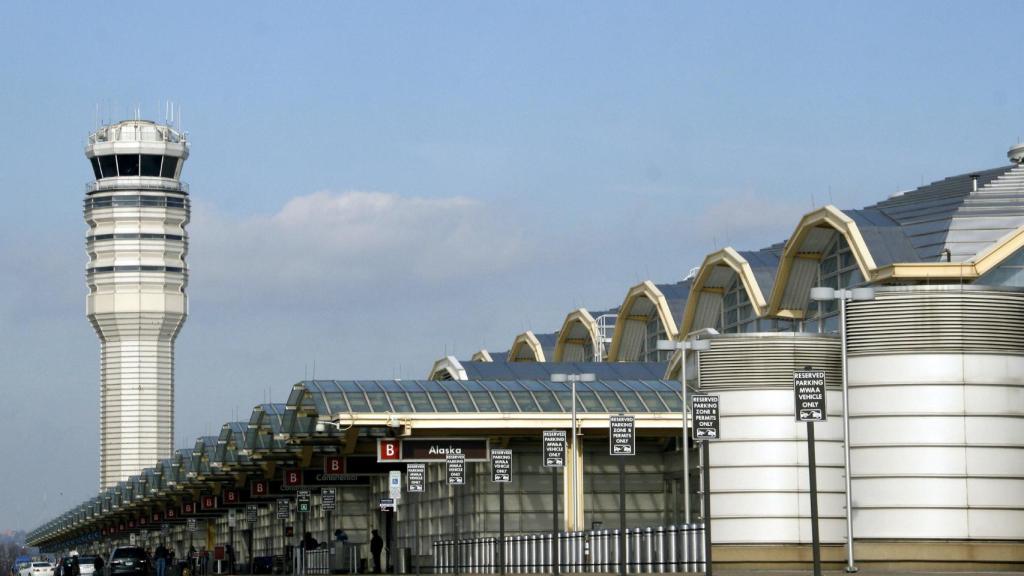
106, 548, 150, 576
77, 557, 100, 576
19, 562, 53, 576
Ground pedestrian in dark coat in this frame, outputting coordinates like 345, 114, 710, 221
369, 530, 384, 573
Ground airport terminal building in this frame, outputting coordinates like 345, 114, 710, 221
27, 138, 1024, 571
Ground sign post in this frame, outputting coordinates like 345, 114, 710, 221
609, 415, 635, 576
795, 369, 827, 576
406, 463, 425, 576
447, 453, 466, 572
491, 449, 512, 574
543, 430, 566, 576
691, 395, 719, 576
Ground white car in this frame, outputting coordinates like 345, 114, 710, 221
20, 562, 53, 576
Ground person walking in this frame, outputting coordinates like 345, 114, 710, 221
369, 530, 383, 574
154, 544, 169, 576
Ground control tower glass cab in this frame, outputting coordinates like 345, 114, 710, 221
83, 120, 190, 490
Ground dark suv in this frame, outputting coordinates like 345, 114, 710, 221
106, 548, 150, 576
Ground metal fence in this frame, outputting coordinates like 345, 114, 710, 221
296, 548, 332, 575
433, 525, 705, 574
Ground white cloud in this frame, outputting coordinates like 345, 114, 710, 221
190, 190, 535, 302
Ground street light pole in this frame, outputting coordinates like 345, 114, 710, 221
810, 286, 874, 573
658, 333, 712, 524
551, 372, 595, 532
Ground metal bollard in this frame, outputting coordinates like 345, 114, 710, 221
581, 532, 588, 572
612, 529, 620, 574
666, 526, 677, 573
692, 524, 704, 572
655, 527, 665, 573
623, 529, 632, 574
643, 527, 653, 573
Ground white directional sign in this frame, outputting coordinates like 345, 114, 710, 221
379, 498, 396, 511
389, 470, 402, 499
321, 488, 337, 512
691, 395, 720, 440
407, 463, 425, 492
245, 504, 258, 523
609, 414, 636, 456
542, 430, 567, 467
490, 448, 512, 483
186, 518, 197, 533
276, 498, 290, 519
794, 370, 827, 422
446, 452, 466, 485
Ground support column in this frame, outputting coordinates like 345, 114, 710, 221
562, 438, 585, 531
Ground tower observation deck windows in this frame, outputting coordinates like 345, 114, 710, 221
140, 155, 162, 176
90, 155, 181, 179
160, 157, 179, 179
98, 156, 117, 179
116, 154, 140, 176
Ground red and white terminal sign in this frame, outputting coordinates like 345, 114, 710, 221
377, 438, 489, 462
201, 495, 217, 510
222, 488, 240, 505
324, 456, 346, 474
250, 480, 270, 498
283, 468, 303, 487
379, 439, 401, 461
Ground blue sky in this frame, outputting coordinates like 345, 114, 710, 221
0, 1, 1021, 530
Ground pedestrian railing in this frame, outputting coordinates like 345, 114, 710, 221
296, 548, 331, 575
433, 524, 705, 574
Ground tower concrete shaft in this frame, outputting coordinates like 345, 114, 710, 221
84, 120, 189, 489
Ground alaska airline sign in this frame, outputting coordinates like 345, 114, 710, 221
377, 438, 490, 462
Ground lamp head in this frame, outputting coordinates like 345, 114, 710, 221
580, 373, 596, 382
690, 339, 711, 351
810, 287, 836, 302
851, 287, 876, 301
550, 374, 568, 383
656, 339, 679, 351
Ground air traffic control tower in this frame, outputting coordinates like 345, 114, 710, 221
84, 120, 190, 489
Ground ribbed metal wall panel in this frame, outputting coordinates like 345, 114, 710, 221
845, 286, 1024, 541
697, 334, 843, 544
846, 286, 1024, 356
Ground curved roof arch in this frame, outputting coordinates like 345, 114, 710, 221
553, 308, 600, 362
428, 356, 467, 380
507, 330, 546, 362
607, 280, 679, 362
767, 205, 877, 318
470, 349, 493, 362
680, 248, 768, 335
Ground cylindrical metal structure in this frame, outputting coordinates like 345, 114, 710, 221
696, 334, 844, 543
845, 286, 1024, 541
84, 120, 190, 489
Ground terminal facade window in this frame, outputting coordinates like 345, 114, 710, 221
642, 314, 672, 362
802, 234, 863, 333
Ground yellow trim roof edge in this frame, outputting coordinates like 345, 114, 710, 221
507, 330, 546, 362
607, 280, 679, 362
766, 205, 878, 317
553, 307, 598, 362
680, 247, 768, 336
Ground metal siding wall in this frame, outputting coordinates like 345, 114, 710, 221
845, 286, 1024, 541
698, 334, 845, 544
